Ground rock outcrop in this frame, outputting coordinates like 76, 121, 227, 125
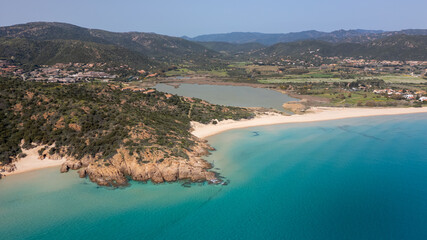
85, 164, 128, 187
1, 164, 17, 173
57, 139, 219, 187
78, 168, 87, 178
60, 160, 82, 173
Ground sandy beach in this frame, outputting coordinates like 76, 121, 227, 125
2, 146, 66, 177
191, 107, 427, 138
3, 107, 426, 176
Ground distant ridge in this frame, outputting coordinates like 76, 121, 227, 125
1, 22, 427, 67
250, 34, 427, 61
185, 29, 427, 45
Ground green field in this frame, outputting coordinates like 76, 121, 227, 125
258, 74, 427, 84
165, 68, 228, 77
372, 75, 427, 83
317, 92, 393, 105
164, 68, 195, 77
227, 62, 251, 68
195, 70, 228, 77
258, 77, 353, 83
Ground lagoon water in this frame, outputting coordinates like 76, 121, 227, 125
154, 83, 297, 111
1, 113, 427, 239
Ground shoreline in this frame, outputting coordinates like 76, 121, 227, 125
3, 107, 426, 177
191, 107, 427, 138
1, 146, 66, 177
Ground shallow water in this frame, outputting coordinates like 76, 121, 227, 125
1, 113, 427, 239
154, 83, 297, 111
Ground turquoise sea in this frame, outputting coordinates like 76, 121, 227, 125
1, 113, 427, 239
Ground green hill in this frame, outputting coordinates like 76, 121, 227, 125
0, 38, 157, 68
197, 41, 265, 55
1, 22, 426, 68
0, 22, 219, 66
253, 35, 427, 61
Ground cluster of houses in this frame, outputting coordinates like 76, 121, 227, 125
373, 89, 427, 101
0, 60, 24, 76
339, 59, 427, 75
20, 63, 117, 83
0, 61, 159, 83
266, 56, 427, 76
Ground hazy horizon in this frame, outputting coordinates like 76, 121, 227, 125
1, 0, 426, 37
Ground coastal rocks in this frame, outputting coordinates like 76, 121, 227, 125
177, 162, 216, 182
2, 163, 17, 173
60, 161, 82, 173
0, 163, 17, 177
78, 155, 99, 166
78, 168, 87, 178
159, 162, 179, 182
38, 145, 67, 160
85, 164, 127, 187
1, 139, 218, 188
122, 160, 216, 184
53, 139, 218, 187
192, 141, 215, 156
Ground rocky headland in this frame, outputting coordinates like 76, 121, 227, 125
0, 79, 254, 187
57, 139, 218, 187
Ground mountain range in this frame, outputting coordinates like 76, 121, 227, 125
1, 22, 427, 68
0, 22, 218, 69
184, 29, 427, 46
250, 35, 427, 61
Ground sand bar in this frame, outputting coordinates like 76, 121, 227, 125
191, 107, 427, 138
2, 146, 66, 176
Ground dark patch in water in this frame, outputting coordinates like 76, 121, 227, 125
338, 125, 383, 141
145, 186, 224, 238
199, 187, 223, 208
252, 131, 260, 136
181, 181, 192, 188
318, 127, 335, 132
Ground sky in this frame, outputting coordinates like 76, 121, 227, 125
0, 0, 426, 37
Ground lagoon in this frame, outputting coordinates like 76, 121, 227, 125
154, 83, 297, 111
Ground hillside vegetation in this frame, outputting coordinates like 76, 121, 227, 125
0, 38, 157, 69
252, 35, 427, 61
1, 22, 427, 69
0, 22, 221, 68
0, 77, 254, 185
